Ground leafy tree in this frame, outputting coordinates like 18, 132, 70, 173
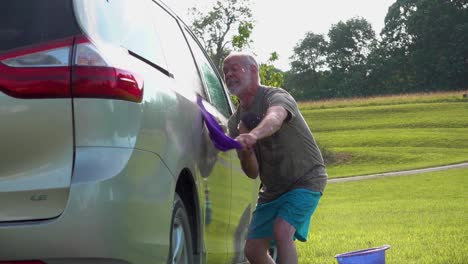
327, 17, 376, 72
285, 18, 377, 99
284, 70, 334, 100
290, 32, 328, 74
381, 0, 468, 91
189, 0, 254, 70
327, 17, 376, 97
284, 1, 467, 100
286, 32, 329, 100
259, 52, 284, 88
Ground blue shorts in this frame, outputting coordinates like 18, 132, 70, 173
247, 188, 322, 243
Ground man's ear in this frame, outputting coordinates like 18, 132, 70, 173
250, 64, 258, 74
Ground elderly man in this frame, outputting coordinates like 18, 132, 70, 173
223, 52, 328, 264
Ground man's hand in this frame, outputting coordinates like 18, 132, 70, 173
236, 120, 258, 150
235, 133, 258, 150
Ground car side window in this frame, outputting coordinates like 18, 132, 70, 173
184, 29, 231, 117
150, 4, 204, 96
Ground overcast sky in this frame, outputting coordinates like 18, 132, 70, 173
165, 0, 396, 71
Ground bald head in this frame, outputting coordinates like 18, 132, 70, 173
224, 52, 259, 70
222, 52, 260, 96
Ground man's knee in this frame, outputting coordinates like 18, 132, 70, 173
244, 240, 255, 260
273, 218, 296, 242
244, 239, 269, 261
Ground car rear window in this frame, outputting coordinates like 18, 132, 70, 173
0, 0, 80, 52
74, 0, 167, 70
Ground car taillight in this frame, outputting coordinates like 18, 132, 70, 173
0, 35, 143, 103
71, 36, 144, 103
0, 37, 73, 98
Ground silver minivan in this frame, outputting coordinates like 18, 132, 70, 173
0, 0, 260, 263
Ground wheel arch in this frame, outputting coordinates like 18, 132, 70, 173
175, 168, 201, 260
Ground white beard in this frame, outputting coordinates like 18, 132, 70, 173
228, 71, 252, 96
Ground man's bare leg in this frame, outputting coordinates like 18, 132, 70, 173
244, 238, 276, 264
274, 218, 298, 264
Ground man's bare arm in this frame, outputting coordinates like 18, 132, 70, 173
235, 120, 259, 178
235, 106, 288, 178
237, 149, 259, 179
250, 105, 288, 140
235, 106, 289, 149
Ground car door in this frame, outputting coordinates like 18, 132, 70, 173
183, 29, 260, 264
183, 30, 235, 263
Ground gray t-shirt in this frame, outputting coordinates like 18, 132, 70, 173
228, 86, 327, 203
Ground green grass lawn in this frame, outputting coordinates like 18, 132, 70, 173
299, 91, 468, 178
297, 167, 468, 264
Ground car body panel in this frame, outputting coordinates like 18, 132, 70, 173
0, 147, 174, 263
0, 95, 73, 222
228, 163, 261, 263
195, 102, 233, 264
0, 0, 260, 263
73, 98, 132, 148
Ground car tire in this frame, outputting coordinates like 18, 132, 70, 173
168, 194, 194, 264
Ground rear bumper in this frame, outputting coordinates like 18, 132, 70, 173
0, 147, 175, 264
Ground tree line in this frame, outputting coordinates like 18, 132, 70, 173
190, 0, 467, 101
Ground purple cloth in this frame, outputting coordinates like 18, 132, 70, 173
197, 96, 242, 151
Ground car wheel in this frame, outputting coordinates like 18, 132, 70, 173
168, 194, 194, 264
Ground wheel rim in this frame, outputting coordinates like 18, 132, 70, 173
171, 215, 188, 264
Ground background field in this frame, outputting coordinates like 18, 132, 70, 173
297, 168, 468, 264
295, 91, 467, 263
299, 91, 468, 178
